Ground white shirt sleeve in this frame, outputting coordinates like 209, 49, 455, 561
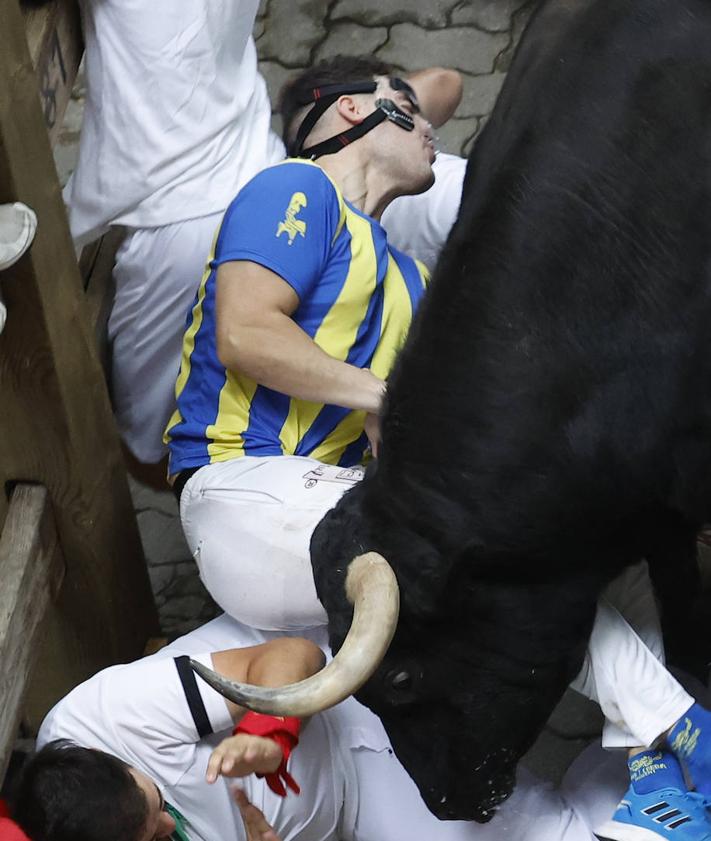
39, 652, 233, 787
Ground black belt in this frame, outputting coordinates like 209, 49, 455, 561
172, 466, 200, 503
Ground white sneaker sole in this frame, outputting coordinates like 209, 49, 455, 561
0, 202, 38, 271
595, 820, 668, 841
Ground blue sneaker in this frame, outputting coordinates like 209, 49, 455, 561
595, 786, 711, 841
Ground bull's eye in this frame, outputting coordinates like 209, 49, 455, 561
381, 661, 423, 705
390, 670, 412, 690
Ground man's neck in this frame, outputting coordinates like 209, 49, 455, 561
317, 150, 399, 221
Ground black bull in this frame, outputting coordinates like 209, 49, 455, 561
310, 0, 711, 824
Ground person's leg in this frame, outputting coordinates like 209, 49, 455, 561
668, 703, 711, 796
570, 562, 693, 750
342, 705, 605, 841
570, 564, 711, 841
560, 743, 631, 834
109, 212, 223, 464
563, 743, 711, 841
180, 455, 364, 632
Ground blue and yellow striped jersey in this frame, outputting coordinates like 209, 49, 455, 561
165, 160, 429, 474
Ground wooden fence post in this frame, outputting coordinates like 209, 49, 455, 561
0, 0, 159, 722
0, 485, 64, 781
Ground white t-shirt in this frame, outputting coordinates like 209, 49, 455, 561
383, 152, 467, 272
66, 1, 285, 247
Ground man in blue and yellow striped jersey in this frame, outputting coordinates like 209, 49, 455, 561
165, 55, 440, 635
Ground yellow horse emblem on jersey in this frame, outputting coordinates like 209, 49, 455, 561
276, 192, 308, 245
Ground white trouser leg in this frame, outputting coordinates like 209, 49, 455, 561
339, 694, 615, 841
570, 562, 693, 749
109, 212, 223, 463
180, 456, 364, 631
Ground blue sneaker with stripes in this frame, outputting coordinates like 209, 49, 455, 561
595, 786, 711, 841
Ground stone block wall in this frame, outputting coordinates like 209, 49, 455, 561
256, 0, 536, 157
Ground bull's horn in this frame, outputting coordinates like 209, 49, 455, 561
190, 552, 399, 718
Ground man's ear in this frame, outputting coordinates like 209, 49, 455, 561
334, 95, 366, 126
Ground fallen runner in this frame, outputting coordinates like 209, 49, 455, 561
4, 613, 627, 841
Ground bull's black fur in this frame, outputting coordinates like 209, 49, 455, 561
311, 0, 711, 823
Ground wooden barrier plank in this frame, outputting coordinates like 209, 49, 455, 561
0, 0, 158, 722
0, 485, 64, 782
21, 0, 83, 146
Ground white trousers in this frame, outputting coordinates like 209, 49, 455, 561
181, 455, 694, 749
109, 212, 224, 463
181, 456, 362, 630
350, 736, 625, 841
571, 564, 693, 749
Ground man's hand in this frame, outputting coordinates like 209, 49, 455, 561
364, 412, 381, 459
233, 788, 281, 841
206, 733, 282, 783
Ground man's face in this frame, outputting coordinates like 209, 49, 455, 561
371, 76, 436, 195
129, 768, 176, 841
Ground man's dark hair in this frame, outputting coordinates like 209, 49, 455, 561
13, 740, 149, 841
279, 54, 394, 151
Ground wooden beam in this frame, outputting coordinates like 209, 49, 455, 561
0, 0, 158, 722
22, 0, 83, 146
0, 485, 64, 782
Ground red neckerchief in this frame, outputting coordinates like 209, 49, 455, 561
234, 712, 302, 797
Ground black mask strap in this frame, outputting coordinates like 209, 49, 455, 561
299, 97, 418, 159
299, 108, 390, 159
291, 81, 378, 158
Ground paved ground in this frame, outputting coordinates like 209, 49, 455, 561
51, 0, 621, 785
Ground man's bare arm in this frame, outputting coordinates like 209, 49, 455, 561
216, 260, 385, 414
205, 638, 325, 783
210, 637, 325, 722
